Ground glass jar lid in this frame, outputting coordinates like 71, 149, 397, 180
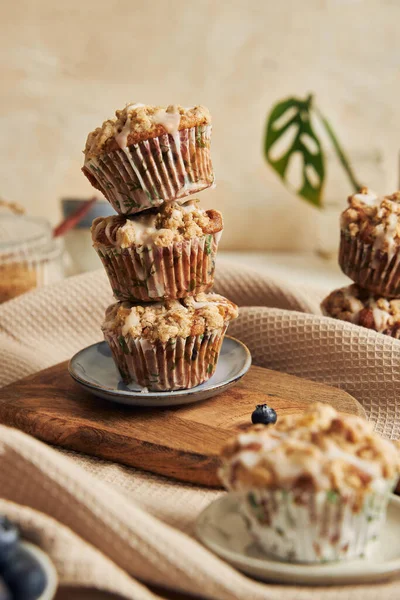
0, 214, 52, 261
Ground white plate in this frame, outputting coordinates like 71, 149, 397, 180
21, 542, 58, 600
196, 493, 400, 585
68, 336, 251, 407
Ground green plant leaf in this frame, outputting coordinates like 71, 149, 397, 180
264, 96, 325, 207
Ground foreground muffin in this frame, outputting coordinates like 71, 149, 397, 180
92, 200, 223, 302
321, 284, 400, 338
219, 403, 400, 563
102, 293, 238, 391
83, 103, 214, 215
340, 188, 400, 296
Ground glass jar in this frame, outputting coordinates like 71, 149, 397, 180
0, 213, 64, 303
61, 198, 116, 275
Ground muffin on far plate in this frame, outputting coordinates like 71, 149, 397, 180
321, 283, 400, 338
102, 293, 238, 391
92, 200, 223, 302
83, 103, 214, 215
219, 402, 400, 563
339, 187, 400, 297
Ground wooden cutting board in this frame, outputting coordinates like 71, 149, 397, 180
0, 362, 365, 487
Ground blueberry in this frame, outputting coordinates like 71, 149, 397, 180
2, 546, 47, 600
0, 518, 19, 566
0, 578, 11, 600
251, 404, 277, 425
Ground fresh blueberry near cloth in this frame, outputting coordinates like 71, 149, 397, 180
2, 546, 47, 600
251, 404, 277, 425
0, 516, 47, 600
0, 518, 19, 566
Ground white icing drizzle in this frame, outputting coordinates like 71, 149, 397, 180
153, 108, 181, 135
122, 310, 141, 336
370, 299, 391, 331
373, 211, 398, 259
342, 288, 364, 322
114, 103, 145, 149
352, 190, 379, 206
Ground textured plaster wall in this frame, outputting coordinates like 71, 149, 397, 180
0, 0, 397, 250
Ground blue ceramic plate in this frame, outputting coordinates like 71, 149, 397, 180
68, 336, 251, 407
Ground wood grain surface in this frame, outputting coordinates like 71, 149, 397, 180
0, 362, 365, 487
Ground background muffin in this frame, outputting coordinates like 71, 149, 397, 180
321, 284, 400, 338
339, 188, 400, 297
219, 402, 400, 563
92, 200, 223, 302
83, 103, 214, 215
102, 293, 238, 391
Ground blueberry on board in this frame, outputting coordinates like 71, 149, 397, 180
0, 578, 11, 600
2, 546, 47, 600
251, 404, 277, 425
0, 517, 19, 566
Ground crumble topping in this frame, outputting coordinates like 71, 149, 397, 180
92, 200, 223, 248
321, 284, 400, 336
84, 103, 211, 158
102, 293, 238, 343
219, 403, 400, 496
341, 187, 400, 257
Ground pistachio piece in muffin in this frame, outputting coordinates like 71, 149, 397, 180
321, 284, 400, 338
339, 188, 400, 296
83, 103, 214, 214
92, 200, 223, 303
102, 293, 238, 390
219, 402, 400, 563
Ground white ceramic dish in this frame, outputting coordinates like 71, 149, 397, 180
21, 542, 58, 600
196, 493, 400, 586
68, 336, 251, 407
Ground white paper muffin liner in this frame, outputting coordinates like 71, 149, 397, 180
83, 125, 214, 215
339, 231, 400, 297
104, 326, 227, 391
239, 486, 394, 563
95, 232, 221, 302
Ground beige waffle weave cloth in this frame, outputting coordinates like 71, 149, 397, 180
0, 259, 400, 600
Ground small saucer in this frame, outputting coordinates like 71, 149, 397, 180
69, 336, 251, 407
22, 542, 58, 599
196, 493, 400, 586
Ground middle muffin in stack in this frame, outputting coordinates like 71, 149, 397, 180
84, 103, 238, 391
322, 187, 400, 338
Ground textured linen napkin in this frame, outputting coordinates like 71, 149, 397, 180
0, 259, 400, 600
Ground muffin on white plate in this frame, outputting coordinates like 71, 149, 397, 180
102, 293, 238, 391
83, 103, 214, 215
92, 199, 223, 302
219, 402, 400, 563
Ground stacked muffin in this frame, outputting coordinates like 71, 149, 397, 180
322, 188, 400, 338
83, 103, 238, 391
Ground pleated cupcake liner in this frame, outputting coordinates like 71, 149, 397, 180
96, 233, 220, 302
339, 231, 400, 297
104, 327, 227, 391
239, 486, 393, 563
83, 125, 214, 215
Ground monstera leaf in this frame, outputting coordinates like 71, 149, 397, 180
265, 95, 361, 207
265, 96, 325, 207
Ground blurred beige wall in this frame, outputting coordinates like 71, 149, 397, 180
0, 0, 397, 250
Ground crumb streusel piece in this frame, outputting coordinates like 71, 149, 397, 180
219, 402, 400, 497
102, 293, 238, 344
84, 103, 211, 159
92, 200, 223, 248
341, 187, 400, 257
321, 284, 400, 337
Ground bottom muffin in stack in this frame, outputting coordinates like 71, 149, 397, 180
102, 293, 238, 391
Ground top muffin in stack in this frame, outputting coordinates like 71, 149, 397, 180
83, 102, 238, 391
322, 187, 400, 337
